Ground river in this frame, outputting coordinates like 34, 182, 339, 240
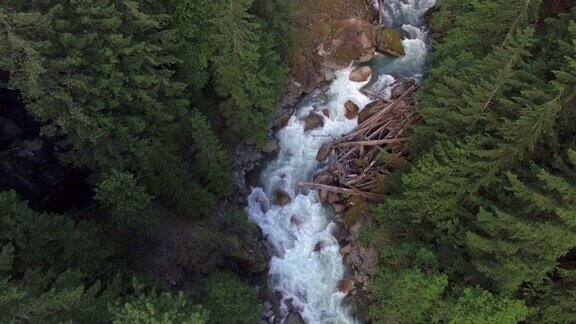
247, 1, 436, 322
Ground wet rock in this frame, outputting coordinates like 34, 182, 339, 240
358, 100, 386, 124
318, 18, 403, 70
333, 203, 346, 214
293, 55, 319, 93
316, 144, 332, 162
264, 301, 273, 311
262, 139, 280, 157
304, 112, 324, 131
321, 67, 336, 82
337, 278, 355, 295
344, 100, 360, 119
285, 312, 305, 324
391, 79, 415, 99
314, 241, 325, 252
272, 190, 292, 206
373, 28, 404, 57
349, 66, 372, 82
340, 244, 353, 256
333, 225, 348, 243
265, 310, 274, 318
273, 115, 291, 130
322, 109, 331, 118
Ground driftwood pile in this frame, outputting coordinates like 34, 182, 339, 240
300, 80, 418, 204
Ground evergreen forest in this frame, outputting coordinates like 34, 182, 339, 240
0, 0, 575, 323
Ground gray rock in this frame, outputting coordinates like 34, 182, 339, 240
349, 66, 372, 82
304, 112, 324, 131
285, 312, 305, 324
262, 139, 280, 157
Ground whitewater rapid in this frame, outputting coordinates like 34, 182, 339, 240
246, 1, 435, 323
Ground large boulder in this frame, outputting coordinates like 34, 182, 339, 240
344, 100, 360, 119
304, 112, 325, 131
349, 66, 372, 82
373, 28, 404, 57
318, 18, 404, 70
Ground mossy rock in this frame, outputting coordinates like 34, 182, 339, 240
373, 29, 405, 57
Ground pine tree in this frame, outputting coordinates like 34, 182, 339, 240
210, 0, 282, 145
368, 268, 447, 323
441, 287, 529, 323
112, 278, 207, 324
190, 111, 234, 197
95, 170, 156, 235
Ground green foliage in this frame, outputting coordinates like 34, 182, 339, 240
210, 0, 284, 145
222, 208, 255, 238
112, 279, 207, 324
95, 170, 156, 235
0, 191, 122, 322
203, 272, 261, 324
443, 288, 529, 324
368, 268, 447, 323
370, 2, 576, 322
190, 111, 234, 197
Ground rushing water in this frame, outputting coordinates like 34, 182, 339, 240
246, 1, 435, 323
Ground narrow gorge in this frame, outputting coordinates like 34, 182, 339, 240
247, 0, 436, 322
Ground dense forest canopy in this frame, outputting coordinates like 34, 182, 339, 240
368, 0, 576, 322
0, 0, 290, 321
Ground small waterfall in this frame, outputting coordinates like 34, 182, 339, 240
246, 1, 435, 323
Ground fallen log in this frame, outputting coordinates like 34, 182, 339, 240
299, 182, 385, 201
308, 80, 418, 203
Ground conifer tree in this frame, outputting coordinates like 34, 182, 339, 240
95, 170, 156, 235
190, 111, 234, 197
112, 279, 207, 324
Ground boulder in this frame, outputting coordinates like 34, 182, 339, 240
262, 139, 280, 156
337, 278, 355, 295
322, 109, 331, 118
391, 79, 415, 99
285, 312, 305, 324
321, 67, 336, 82
316, 144, 333, 162
344, 100, 360, 119
340, 244, 353, 256
358, 100, 385, 124
318, 18, 403, 70
333, 203, 346, 214
304, 112, 324, 131
349, 66, 372, 82
372, 28, 404, 57
273, 115, 291, 130
314, 241, 325, 252
272, 189, 291, 206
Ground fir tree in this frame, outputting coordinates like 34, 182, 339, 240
190, 111, 234, 197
